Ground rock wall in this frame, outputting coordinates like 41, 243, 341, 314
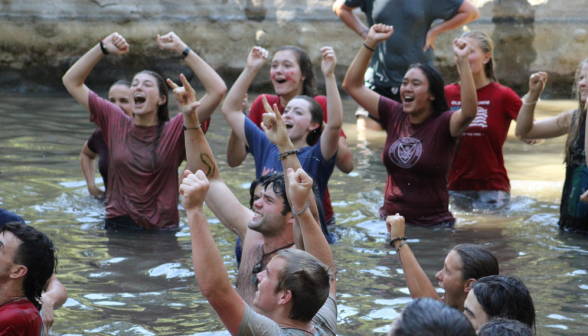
0, 0, 587, 97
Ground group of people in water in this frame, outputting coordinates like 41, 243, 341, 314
2, 1, 587, 334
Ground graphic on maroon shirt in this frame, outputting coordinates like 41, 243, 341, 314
389, 137, 423, 169
0, 299, 42, 336
445, 82, 522, 192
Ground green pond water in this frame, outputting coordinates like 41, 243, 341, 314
0, 93, 586, 335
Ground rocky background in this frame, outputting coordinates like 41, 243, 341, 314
0, 0, 587, 97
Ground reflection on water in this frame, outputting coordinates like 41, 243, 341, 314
1, 93, 587, 335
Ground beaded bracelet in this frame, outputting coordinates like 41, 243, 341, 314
389, 236, 407, 247
293, 202, 309, 216
278, 149, 300, 161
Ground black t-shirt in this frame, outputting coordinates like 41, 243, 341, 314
344, 0, 463, 87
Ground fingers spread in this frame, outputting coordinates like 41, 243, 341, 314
167, 79, 180, 89
262, 94, 273, 113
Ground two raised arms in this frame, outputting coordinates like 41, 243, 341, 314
62, 32, 225, 123
342, 24, 477, 137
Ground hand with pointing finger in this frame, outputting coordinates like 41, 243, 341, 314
167, 74, 201, 117
260, 95, 290, 147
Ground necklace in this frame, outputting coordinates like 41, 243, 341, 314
250, 242, 295, 285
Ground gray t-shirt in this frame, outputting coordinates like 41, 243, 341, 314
344, 0, 464, 87
238, 294, 337, 336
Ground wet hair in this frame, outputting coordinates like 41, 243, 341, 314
134, 70, 170, 169
389, 298, 476, 336
109, 79, 131, 90
261, 173, 292, 216
564, 58, 588, 165
478, 318, 535, 336
275, 46, 317, 97
291, 95, 324, 146
461, 31, 497, 82
407, 63, 449, 116
1, 222, 57, 310
249, 173, 277, 209
274, 249, 331, 323
451, 244, 499, 281
471, 275, 536, 330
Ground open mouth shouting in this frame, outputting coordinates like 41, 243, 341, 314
403, 94, 415, 104
134, 93, 146, 108
284, 122, 293, 129
275, 78, 287, 84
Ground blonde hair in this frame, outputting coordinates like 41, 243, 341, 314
564, 58, 588, 165
461, 31, 497, 82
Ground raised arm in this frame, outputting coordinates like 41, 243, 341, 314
286, 168, 336, 295
169, 75, 251, 238
181, 170, 246, 336
80, 142, 104, 199
41, 275, 69, 335
226, 94, 250, 167
516, 72, 573, 139
62, 33, 129, 111
424, 0, 480, 51
342, 24, 394, 119
320, 47, 343, 162
449, 38, 478, 137
335, 138, 354, 174
221, 47, 269, 147
387, 215, 440, 300
333, 0, 370, 39
157, 32, 227, 122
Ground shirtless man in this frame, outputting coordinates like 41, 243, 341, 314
170, 75, 321, 305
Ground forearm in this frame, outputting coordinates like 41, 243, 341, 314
457, 60, 477, 120
335, 137, 354, 174
515, 103, 537, 138
342, 47, 372, 92
296, 208, 333, 268
395, 243, 440, 300
43, 275, 68, 309
187, 207, 235, 301
223, 68, 258, 120
429, 12, 477, 37
80, 145, 98, 190
325, 75, 343, 130
226, 131, 248, 168
183, 113, 221, 181
63, 45, 103, 88
333, 1, 369, 39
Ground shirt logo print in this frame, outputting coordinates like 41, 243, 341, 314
469, 106, 488, 128
389, 137, 423, 168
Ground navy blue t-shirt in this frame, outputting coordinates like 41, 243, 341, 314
0, 209, 25, 227
244, 118, 337, 242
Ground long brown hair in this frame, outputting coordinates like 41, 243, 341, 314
461, 31, 497, 82
134, 70, 170, 169
564, 58, 588, 165
275, 46, 317, 97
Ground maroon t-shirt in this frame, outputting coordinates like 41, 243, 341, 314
378, 97, 457, 226
0, 299, 42, 336
89, 91, 196, 229
445, 82, 522, 192
248, 94, 345, 222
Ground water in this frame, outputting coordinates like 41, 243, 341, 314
1, 93, 587, 335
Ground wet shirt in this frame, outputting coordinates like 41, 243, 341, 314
344, 0, 463, 88
238, 294, 337, 336
87, 129, 109, 190
377, 96, 457, 225
559, 110, 588, 233
0, 299, 42, 336
445, 82, 522, 192
89, 90, 194, 229
247, 95, 344, 223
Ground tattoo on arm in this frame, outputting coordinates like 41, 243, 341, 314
200, 153, 216, 178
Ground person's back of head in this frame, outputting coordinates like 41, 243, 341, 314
452, 244, 499, 281
478, 318, 535, 336
274, 249, 331, 323
0, 222, 56, 310
388, 298, 476, 336
472, 275, 536, 329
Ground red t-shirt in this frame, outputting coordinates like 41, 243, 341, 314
445, 82, 522, 192
248, 94, 344, 221
89, 91, 208, 229
378, 97, 457, 226
0, 299, 42, 336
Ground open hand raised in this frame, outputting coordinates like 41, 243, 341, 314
180, 170, 210, 212
246, 47, 269, 71
157, 32, 188, 54
320, 47, 337, 77
167, 74, 200, 116
365, 24, 394, 50
286, 168, 314, 214
260, 95, 290, 147
101, 32, 129, 55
